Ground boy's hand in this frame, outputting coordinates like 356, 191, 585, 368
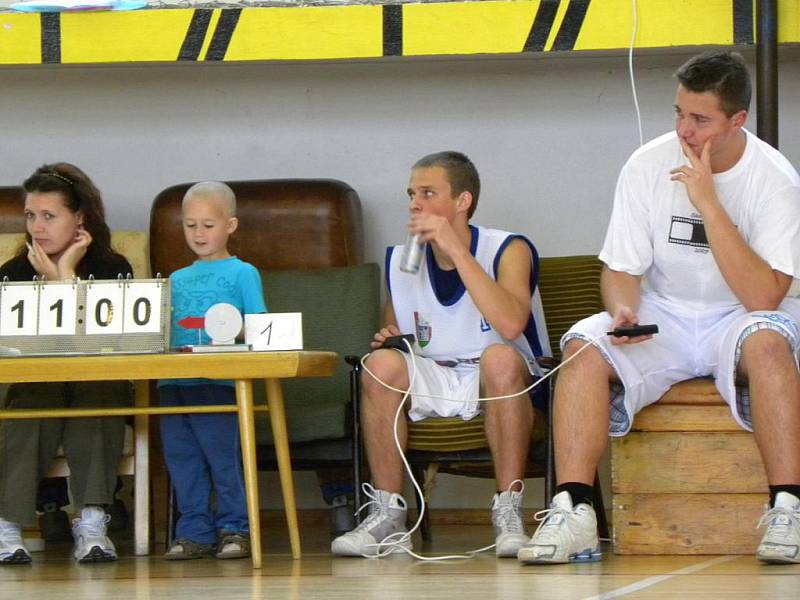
609, 306, 653, 345
409, 213, 462, 262
671, 138, 719, 215
371, 325, 402, 349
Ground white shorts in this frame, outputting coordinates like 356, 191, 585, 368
562, 293, 800, 435
396, 351, 541, 422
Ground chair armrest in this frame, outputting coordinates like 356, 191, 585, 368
344, 355, 362, 368
536, 356, 559, 370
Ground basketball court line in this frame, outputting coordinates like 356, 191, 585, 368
581, 555, 739, 599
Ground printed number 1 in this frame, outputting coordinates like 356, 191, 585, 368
50, 298, 63, 328
11, 299, 23, 329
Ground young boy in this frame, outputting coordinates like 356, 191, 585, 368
158, 181, 266, 560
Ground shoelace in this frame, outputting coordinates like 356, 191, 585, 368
352, 483, 393, 533
530, 505, 571, 542
74, 514, 111, 538
494, 479, 525, 531
0, 525, 22, 543
494, 502, 523, 533
757, 507, 799, 540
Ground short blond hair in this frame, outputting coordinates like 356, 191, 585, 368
182, 181, 236, 216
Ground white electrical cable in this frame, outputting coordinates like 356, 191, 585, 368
360, 332, 605, 405
358, 332, 608, 561
629, 0, 644, 147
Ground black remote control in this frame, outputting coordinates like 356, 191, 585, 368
381, 334, 416, 352
607, 324, 659, 337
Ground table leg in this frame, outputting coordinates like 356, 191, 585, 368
235, 379, 262, 569
266, 378, 301, 559
133, 380, 150, 556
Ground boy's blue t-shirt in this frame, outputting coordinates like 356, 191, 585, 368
160, 256, 267, 387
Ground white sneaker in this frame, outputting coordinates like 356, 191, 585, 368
72, 507, 117, 563
0, 519, 31, 565
517, 491, 601, 564
492, 480, 528, 557
331, 484, 410, 557
757, 491, 800, 564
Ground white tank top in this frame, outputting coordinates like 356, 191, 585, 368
386, 225, 551, 368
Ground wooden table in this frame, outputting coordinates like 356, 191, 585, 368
0, 350, 338, 568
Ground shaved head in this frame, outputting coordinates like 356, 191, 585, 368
183, 181, 236, 217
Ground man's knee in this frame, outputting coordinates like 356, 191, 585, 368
361, 349, 409, 399
740, 328, 795, 369
560, 338, 610, 374
480, 344, 527, 390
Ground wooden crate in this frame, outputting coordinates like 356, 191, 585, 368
611, 378, 768, 554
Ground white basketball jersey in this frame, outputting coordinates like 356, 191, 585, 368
386, 225, 551, 367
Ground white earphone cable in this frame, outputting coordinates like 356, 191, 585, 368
358, 332, 607, 560
629, 0, 643, 147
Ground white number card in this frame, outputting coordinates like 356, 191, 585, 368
38, 282, 78, 336
85, 282, 125, 335
123, 282, 162, 334
244, 313, 303, 351
0, 284, 39, 336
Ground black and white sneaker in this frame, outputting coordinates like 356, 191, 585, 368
0, 519, 32, 565
757, 492, 800, 564
72, 507, 117, 563
331, 484, 410, 557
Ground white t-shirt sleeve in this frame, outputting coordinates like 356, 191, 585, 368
599, 159, 654, 276
749, 183, 800, 280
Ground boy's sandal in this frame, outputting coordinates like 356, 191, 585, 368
215, 532, 251, 560
164, 538, 213, 560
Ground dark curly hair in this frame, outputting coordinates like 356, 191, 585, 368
21, 162, 123, 278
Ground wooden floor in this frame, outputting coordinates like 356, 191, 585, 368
2, 523, 798, 599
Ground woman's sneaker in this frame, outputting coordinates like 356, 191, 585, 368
72, 507, 117, 563
0, 519, 32, 565
331, 484, 410, 557
517, 491, 601, 564
757, 492, 800, 564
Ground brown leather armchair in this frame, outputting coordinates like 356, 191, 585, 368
150, 180, 364, 276
0, 187, 25, 233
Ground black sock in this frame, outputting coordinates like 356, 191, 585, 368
556, 482, 594, 507
769, 485, 800, 507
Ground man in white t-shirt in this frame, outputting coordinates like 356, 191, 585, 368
518, 51, 800, 566
331, 151, 551, 558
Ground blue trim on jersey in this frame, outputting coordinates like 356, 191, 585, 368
385, 246, 394, 298
427, 224, 479, 307
493, 234, 543, 357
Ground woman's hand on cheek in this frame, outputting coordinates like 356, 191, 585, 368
56, 228, 93, 280
26, 240, 59, 281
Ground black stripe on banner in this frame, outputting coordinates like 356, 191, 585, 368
551, 0, 591, 52
40, 13, 61, 64
732, 0, 754, 44
523, 0, 559, 52
178, 9, 213, 61
383, 5, 403, 56
205, 8, 242, 61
